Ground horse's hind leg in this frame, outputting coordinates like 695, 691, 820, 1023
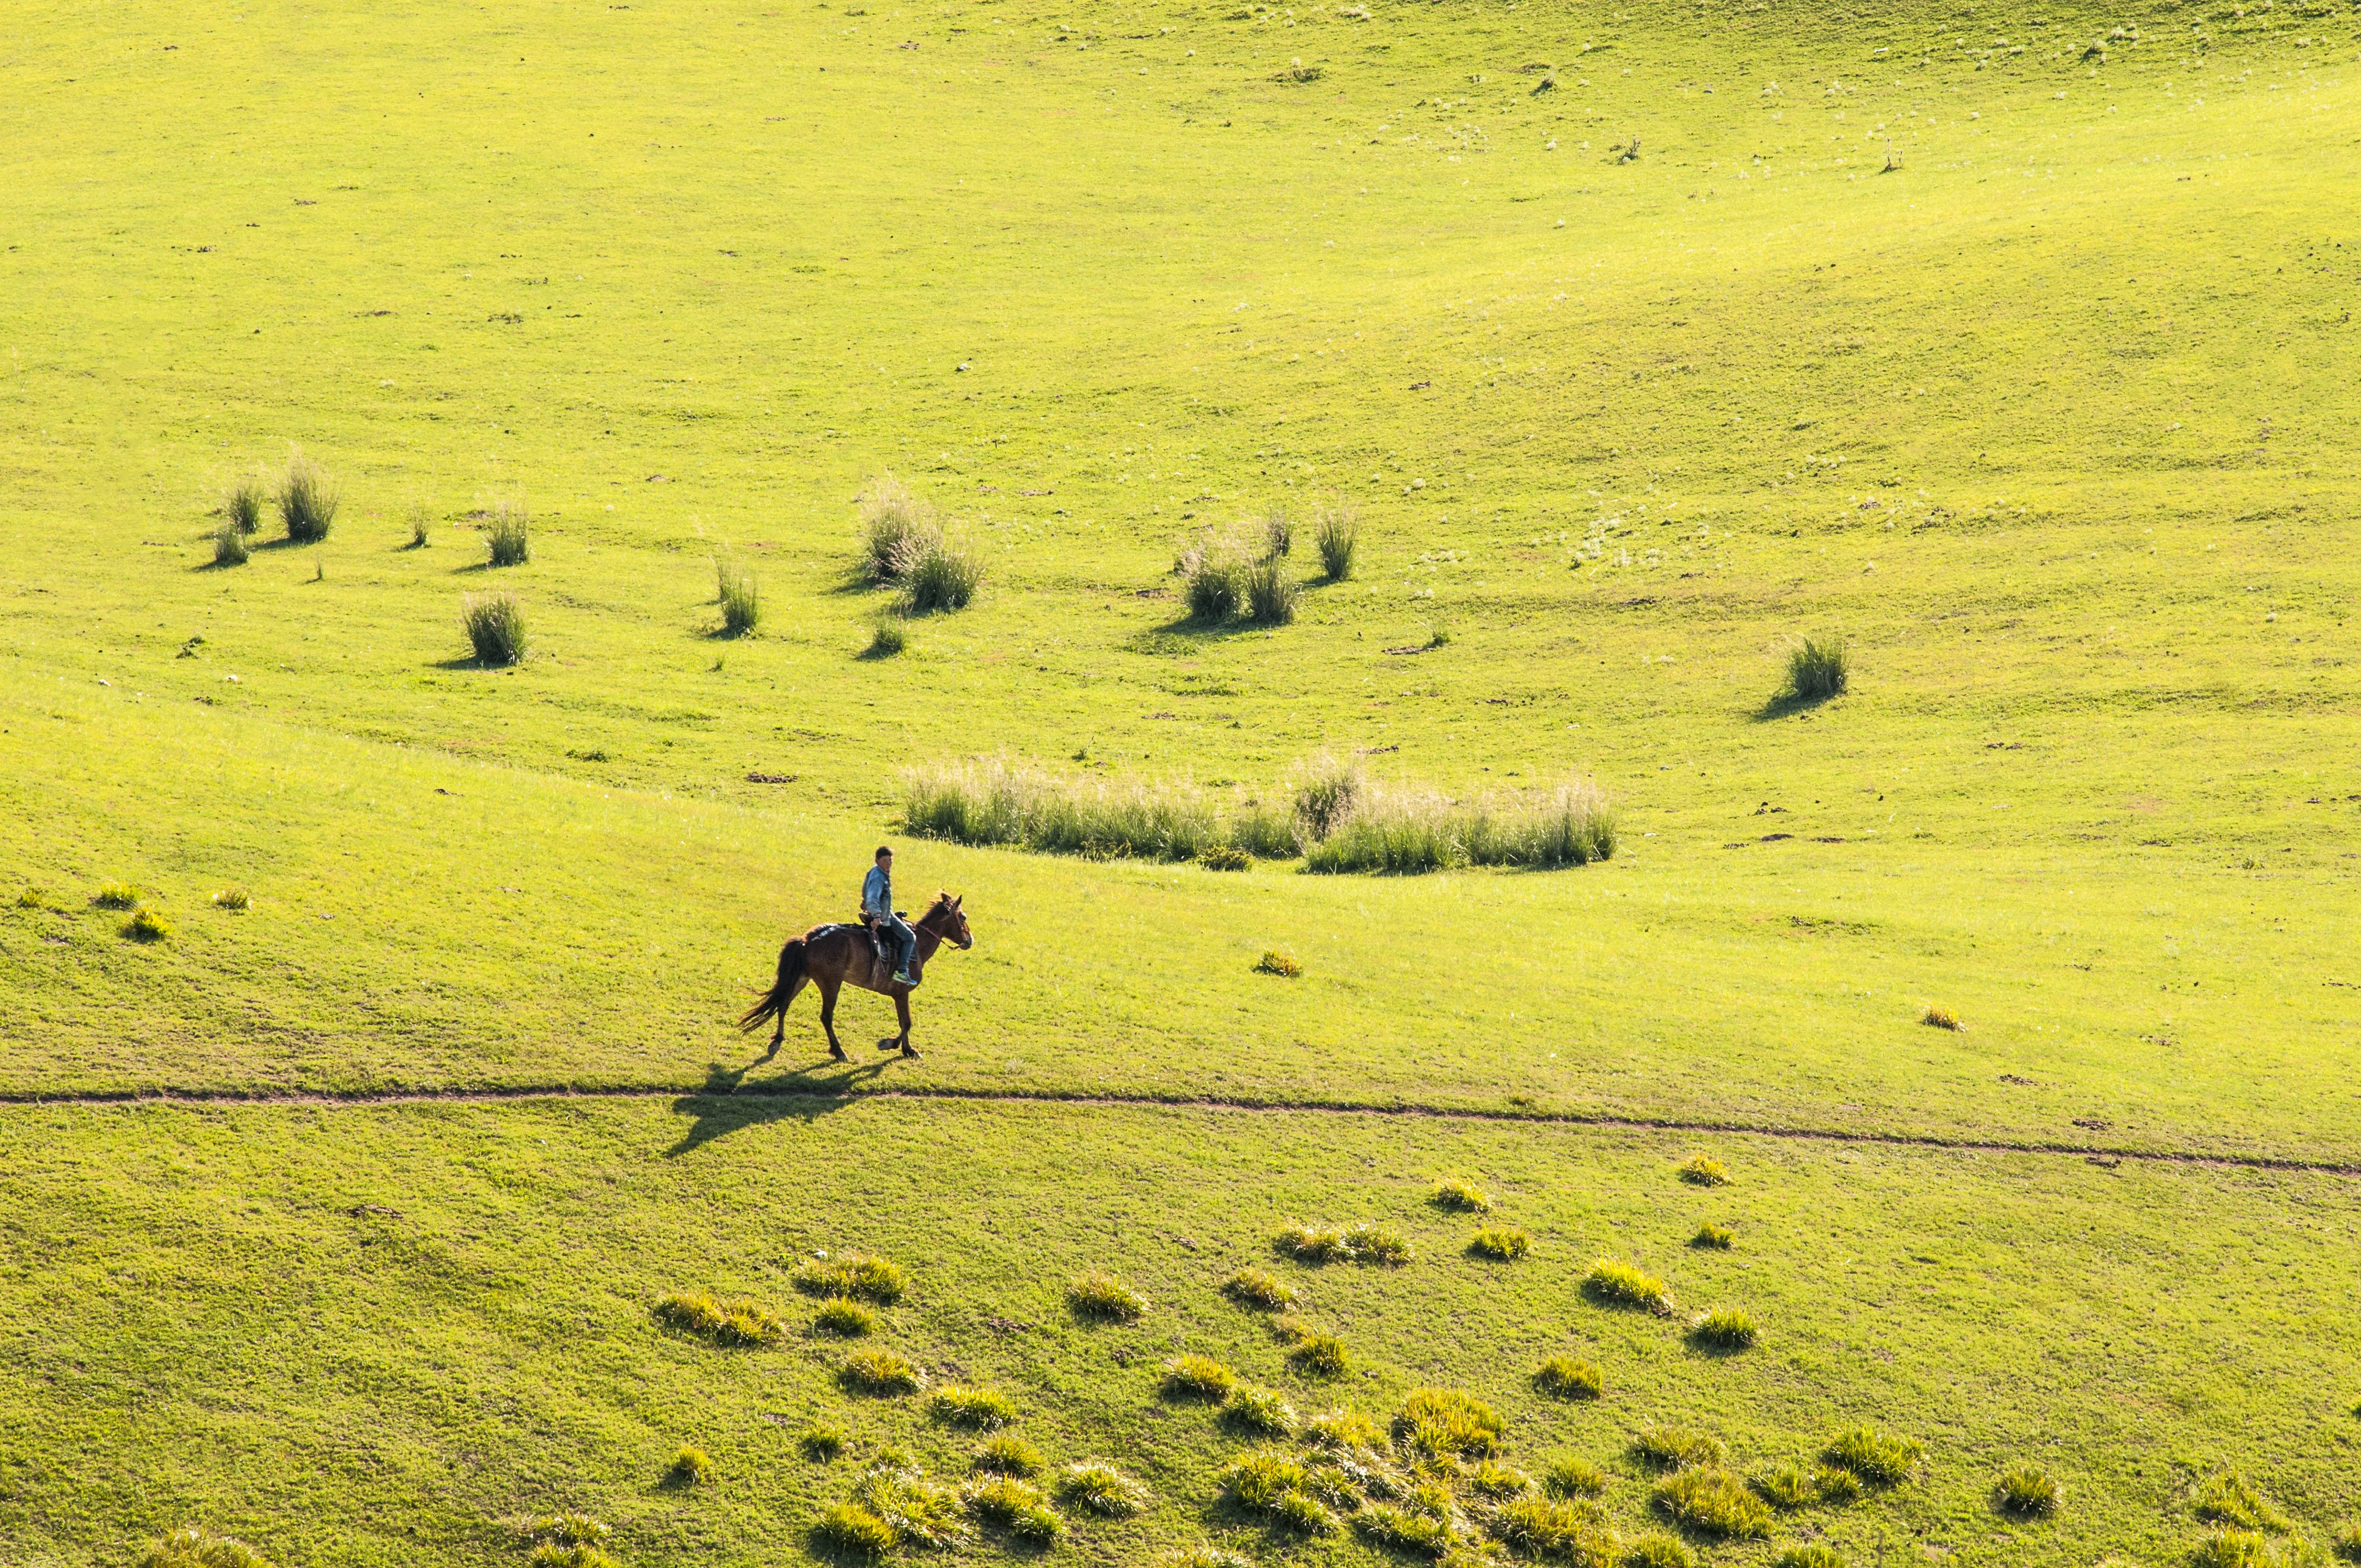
894, 991, 919, 1059
768, 971, 807, 1057
818, 979, 848, 1063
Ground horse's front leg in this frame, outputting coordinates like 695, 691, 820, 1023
894, 990, 919, 1059
818, 979, 849, 1063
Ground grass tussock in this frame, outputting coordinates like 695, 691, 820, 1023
1199, 843, 1252, 871
1287, 750, 1363, 841
1224, 1383, 1297, 1437
1255, 948, 1302, 977
1162, 1353, 1238, 1401
1314, 497, 1359, 581
1750, 1463, 1827, 1510
856, 1467, 970, 1550
800, 1425, 846, 1461
654, 1290, 784, 1346
1270, 1489, 1339, 1535
1489, 1494, 1616, 1563
1677, 1156, 1733, 1187
407, 501, 433, 548
793, 1253, 908, 1304
973, 1434, 1044, 1477
1244, 556, 1297, 625
859, 472, 932, 580
1652, 1468, 1773, 1539
1545, 1457, 1608, 1499
95, 883, 140, 909
716, 555, 760, 634
930, 1384, 1018, 1429
1534, 1357, 1603, 1401
1994, 1464, 2063, 1518
1690, 1223, 1734, 1250
521, 1515, 610, 1547
839, 1348, 924, 1395
1785, 636, 1849, 702
211, 519, 250, 566
461, 592, 527, 665
895, 530, 984, 613
1305, 775, 1618, 874
962, 1476, 1065, 1543
212, 886, 251, 911
1432, 1175, 1492, 1213
1287, 1331, 1350, 1379
667, 1445, 712, 1485
1223, 1268, 1297, 1309
1219, 1449, 1307, 1511
1922, 1004, 1967, 1032
224, 474, 266, 535
1689, 1307, 1759, 1350
1823, 1428, 1923, 1487
1062, 1460, 1151, 1516
1627, 1532, 1697, 1568
1397, 1389, 1504, 1458
138, 1528, 275, 1568
1778, 1547, 1846, 1568
814, 1299, 877, 1337
123, 907, 172, 942
2195, 1473, 2290, 1533
1278, 1220, 1411, 1266
485, 497, 530, 567
1584, 1258, 1674, 1315
278, 449, 338, 542
1067, 1270, 1147, 1322
1162, 1549, 1254, 1568
863, 617, 907, 658
1471, 1462, 1536, 1499
1632, 1428, 1726, 1472
528, 1547, 617, 1568
813, 1501, 895, 1559
902, 756, 1222, 862
1354, 1502, 1455, 1558
1470, 1226, 1532, 1261
2192, 1532, 2292, 1568
2335, 1526, 2361, 1565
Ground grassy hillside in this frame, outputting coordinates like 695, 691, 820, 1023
3, 0, 2360, 1562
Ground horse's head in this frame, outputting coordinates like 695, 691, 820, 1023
926, 890, 975, 950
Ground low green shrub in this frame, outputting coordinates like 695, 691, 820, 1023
1689, 1307, 1759, 1350
1255, 948, 1302, 977
812, 1501, 894, 1559
1288, 1332, 1350, 1379
1778, 1546, 1846, 1568
123, 907, 171, 943
1471, 1462, 1535, 1499
667, 1445, 712, 1485
278, 449, 338, 542
1490, 1494, 1617, 1562
1585, 1259, 1674, 1315
2195, 1472, 2289, 1533
486, 498, 530, 566
1652, 1467, 1772, 1539
1471, 1226, 1532, 1261
1198, 843, 1252, 871
1224, 1383, 1297, 1436
814, 1299, 876, 1337
793, 1253, 908, 1304
95, 883, 139, 909
1314, 498, 1359, 581
839, 1348, 924, 1395
1631, 1427, 1726, 1472
1397, 1389, 1503, 1458
1544, 1457, 1608, 1499
212, 520, 249, 567
962, 1476, 1065, 1543
1626, 1532, 1696, 1568
1786, 636, 1849, 701
137, 1527, 275, 1568
1690, 1223, 1734, 1250
973, 1434, 1044, 1477
1432, 1176, 1491, 1212
1067, 1271, 1146, 1322
855, 1467, 969, 1549
213, 886, 251, 911
1995, 1464, 2062, 1518
799, 1425, 845, 1461
895, 530, 983, 613
1244, 556, 1297, 625
716, 555, 760, 634
462, 592, 527, 665
654, 1290, 785, 1346
1062, 1460, 1151, 1516
1162, 1353, 1238, 1401
863, 617, 907, 657
1223, 1267, 1296, 1309
931, 1384, 1018, 1429
1677, 1156, 1732, 1187
1534, 1356, 1602, 1401
1823, 1427, 1923, 1488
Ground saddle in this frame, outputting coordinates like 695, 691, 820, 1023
859, 912, 920, 986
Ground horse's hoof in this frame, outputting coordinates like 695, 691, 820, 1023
900, 1046, 922, 1059
830, 1047, 849, 1063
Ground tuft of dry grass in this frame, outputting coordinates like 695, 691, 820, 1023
138, 1528, 276, 1568
1067, 1270, 1147, 1322
1631, 1427, 1726, 1472
1222, 1267, 1297, 1309
2194, 1472, 2289, 1533
1922, 1003, 1967, 1032
654, 1290, 784, 1346
1305, 1408, 1386, 1452
1689, 1307, 1759, 1351
961, 1475, 1065, 1543
972, 1434, 1044, 1477
1544, 1457, 1609, 1499
1219, 1449, 1307, 1512
1161, 1353, 1238, 1401
1470, 1226, 1532, 1261
799, 1425, 846, 1462
854, 1467, 969, 1550
1432, 1175, 1492, 1212
812, 1501, 894, 1559
930, 1384, 1018, 1430
839, 1347, 924, 1395
1994, 1464, 2063, 1518
1287, 1330, 1350, 1379
1823, 1427, 1923, 1488
1534, 1356, 1603, 1401
1677, 1155, 1732, 1187
1223, 1382, 1297, 1437
1584, 1258, 1674, 1315
793, 1253, 907, 1304
814, 1299, 877, 1337
1062, 1460, 1152, 1516
1651, 1467, 1772, 1539
667, 1445, 712, 1486
859, 471, 932, 580
1342, 1221, 1412, 1265
1489, 1494, 1617, 1563
1396, 1388, 1503, 1458
1690, 1222, 1734, 1250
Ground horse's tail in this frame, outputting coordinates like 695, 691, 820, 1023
737, 938, 808, 1032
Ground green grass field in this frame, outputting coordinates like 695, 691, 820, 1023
4, 0, 2360, 1561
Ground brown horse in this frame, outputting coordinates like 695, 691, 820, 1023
738, 892, 974, 1061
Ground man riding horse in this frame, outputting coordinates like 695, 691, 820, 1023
738, 847, 973, 1060
863, 844, 916, 988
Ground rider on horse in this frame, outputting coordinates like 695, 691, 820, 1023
863, 845, 916, 987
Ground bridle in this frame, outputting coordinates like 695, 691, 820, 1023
917, 896, 975, 950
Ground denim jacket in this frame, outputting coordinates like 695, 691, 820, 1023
862, 865, 893, 919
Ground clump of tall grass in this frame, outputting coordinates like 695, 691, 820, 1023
212, 520, 250, 567
462, 592, 527, 665
1432, 1175, 1491, 1212
1303, 775, 1618, 874
1182, 543, 1248, 622
1279, 1222, 1351, 1262
1677, 1155, 1732, 1186
1354, 1502, 1455, 1557
278, 449, 338, 542
1545, 1457, 1608, 1499
1061, 1460, 1151, 1516
1224, 1383, 1297, 1436
800, 1425, 846, 1461
1489, 1494, 1616, 1562
1470, 1462, 1535, 1499
1750, 1463, 1827, 1510
2195, 1472, 2289, 1533
1269, 1489, 1338, 1534
859, 471, 932, 580
1303, 786, 1460, 874
901, 757, 1221, 862
1534, 1357, 1602, 1401
973, 1434, 1043, 1477
1223, 1267, 1296, 1309
1264, 505, 1294, 557
1287, 751, 1363, 841
1585, 1258, 1674, 1315
1396, 1389, 1503, 1458
812, 1501, 894, 1559
1690, 1223, 1734, 1250
1162, 1353, 1238, 1401
931, 1384, 1018, 1429
1305, 1408, 1385, 1453
95, 883, 139, 909
894, 530, 983, 613
1067, 1271, 1146, 1322
224, 473, 266, 535
856, 1466, 969, 1549
1470, 1226, 1532, 1261
814, 1299, 876, 1336
1778, 1546, 1846, 1568
1244, 556, 1297, 625
1785, 636, 1849, 702
862, 617, 907, 658
839, 1347, 924, 1395
1314, 497, 1359, 580
1689, 1308, 1758, 1350
655, 1290, 784, 1345
962, 1475, 1065, 1543
406, 502, 433, 548
15, 886, 43, 908
1254, 948, 1302, 977
1994, 1464, 2063, 1517
716, 554, 760, 634
667, 1445, 712, 1486
529, 1544, 616, 1568
2193, 1532, 2284, 1568
1922, 1003, 1967, 1032
1199, 843, 1252, 871
1462, 776, 1620, 867
520, 1515, 610, 1548
794, 1252, 907, 1304
1628, 1532, 1696, 1568
1652, 1468, 1772, 1539
1220, 1449, 1307, 1512
1823, 1427, 1923, 1487
1162, 1548, 1254, 1568
213, 886, 251, 911
1227, 796, 1301, 859
138, 1527, 275, 1568
1287, 1331, 1350, 1378
123, 907, 172, 943
486, 497, 530, 566
1631, 1428, 1726, 1472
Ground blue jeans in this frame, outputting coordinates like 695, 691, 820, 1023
877, 914, 916, 976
